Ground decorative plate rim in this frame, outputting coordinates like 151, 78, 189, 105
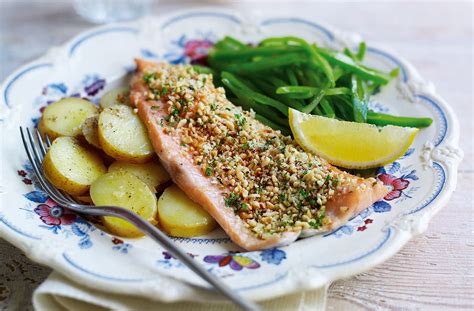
0, 7, 463, 302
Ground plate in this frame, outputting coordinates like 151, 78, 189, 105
0, 8, 463, 302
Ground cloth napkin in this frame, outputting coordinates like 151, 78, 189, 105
33, 272, 328, 311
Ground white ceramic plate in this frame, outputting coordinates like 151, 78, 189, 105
0, 8, 463, 302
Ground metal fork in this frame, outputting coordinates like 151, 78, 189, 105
20, 127, 260, 311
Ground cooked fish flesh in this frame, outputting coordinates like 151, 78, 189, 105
130, 59, 388, 250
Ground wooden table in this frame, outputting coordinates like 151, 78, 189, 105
1, 1, 472, 310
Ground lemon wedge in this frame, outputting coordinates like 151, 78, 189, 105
289, 108, 418, 169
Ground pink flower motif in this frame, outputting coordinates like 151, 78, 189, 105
17, 170, 27, 177
184, 40, 213, 64
364, 218, 373, 224
34, 198, 76, 226
22, 178, 32, 185
378, 174, 410, 201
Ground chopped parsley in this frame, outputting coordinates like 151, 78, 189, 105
309, 208, 326, 229
151, 105, 160, 109
205, 167, 213, 176
234, 113, 247, 127
299, 189, 310, 199
171, 108, 180, 116
225, 192, 242, 211
279, 193, 286, 202
325, 174, 332, 184
242, 142, 249, 150
237, 117, 247, 126
143, 74, 154, 83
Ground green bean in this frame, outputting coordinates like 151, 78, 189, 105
318, 49, 390, 84
207, 35, 431, 132
276, 86, 317, 99
286, 68, 299, 86
261, 37, 335, 85
222, 53, 306, 74
260, 36, 307, 47
320, 99, 336, 118
251, 92, 290, 116
351, 75, 368, 123
331, 95, 354, 121
310, 44, 335, 86
192, 65, 216, 75
262, 75, 288, 88
389, 67, 400, 78
312, 105, 324, 116
324, 87, 351, 96
303, 89, 325, 114
209, 45, 304, 62
356, 42, 366, 61
214, 36, 247, 50
250, 79, 304, 109
343, 47, 356, 60
344, 42, 367, 62
367, 111, 433, 128
221, 72, 289, 116
255, 114, 290, 135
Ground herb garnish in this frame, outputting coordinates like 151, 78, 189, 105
225, 192, 242, 211
309, 208, 326, 229
143, 74, 154, 83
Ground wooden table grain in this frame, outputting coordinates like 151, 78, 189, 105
0, 1, 472, 310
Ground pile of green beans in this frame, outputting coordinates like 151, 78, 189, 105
199, 36, 432, 134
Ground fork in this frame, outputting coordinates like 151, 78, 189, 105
20, 127, 261, 311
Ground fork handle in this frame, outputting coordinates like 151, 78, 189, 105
76, 204, 260, 311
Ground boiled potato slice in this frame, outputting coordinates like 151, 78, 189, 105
42, 137, 106, 195
90, 171, 157, 238
98, 105, 154, 163
100, 87, 130, 110
81, 116, 101, 148
158, 185, 217, 237
39, 97, 98, 140
108, 161, 171, 192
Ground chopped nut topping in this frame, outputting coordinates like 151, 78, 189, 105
141, 63, 375, 238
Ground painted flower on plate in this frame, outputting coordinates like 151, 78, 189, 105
34, 198, 76, 226
260, 248, 287, 265
184, 39, 213, 65
204, 254, 260, 271
378, 174, 410, 200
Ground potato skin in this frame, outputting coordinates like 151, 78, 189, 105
158, 185, 217, 238
39, 97, 98, 140
98, 105, 154, 163
42, 137, 106, 195
90, 171, 157, 238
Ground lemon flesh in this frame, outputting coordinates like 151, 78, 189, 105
289, 109, 418, 169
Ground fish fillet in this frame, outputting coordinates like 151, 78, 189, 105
130, 59, 388, 251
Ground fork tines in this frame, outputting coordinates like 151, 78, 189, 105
19, 127, 74, 206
